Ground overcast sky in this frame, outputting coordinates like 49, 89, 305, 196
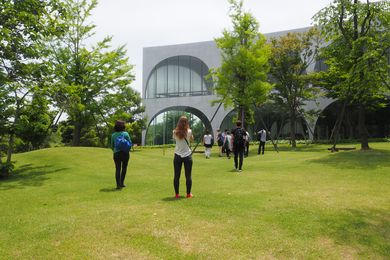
89, 0, 334, 93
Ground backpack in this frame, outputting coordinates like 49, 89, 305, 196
115, 134, 132, 153
233, 128, 245, 148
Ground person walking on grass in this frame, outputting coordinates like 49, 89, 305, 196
111, 120, 132, 189
203, 129, 213, 159
257, 129, 267, 155
223, 131, 232, 159
173, 116, 194, 198
216, 129, 224, 157
232, 121, 247, 172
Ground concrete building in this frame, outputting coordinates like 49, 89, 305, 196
141, 28, 389, 145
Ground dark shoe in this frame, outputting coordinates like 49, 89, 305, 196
116, 186, 122, 190
121, 184, 126, 188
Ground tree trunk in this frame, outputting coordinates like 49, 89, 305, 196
290, 110, 296, 148
358, 104, 369, 150
6, 133, 15, 166
72, 122, 82, 146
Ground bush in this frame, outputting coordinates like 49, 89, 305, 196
0, 161, 14, 178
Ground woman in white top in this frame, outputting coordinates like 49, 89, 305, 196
172, 116, 194, 198
203, 129, 213, 159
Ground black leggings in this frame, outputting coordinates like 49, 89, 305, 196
173, 154, 193, 195
113, 151, 129, 187
234, 147, 244, 170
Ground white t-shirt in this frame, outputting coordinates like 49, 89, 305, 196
203, 134, 212, 145
173, 129, 193, 158
258, 130, 266, 142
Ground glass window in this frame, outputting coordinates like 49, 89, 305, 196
145, 110, 206, 145
145, 56, 212, 98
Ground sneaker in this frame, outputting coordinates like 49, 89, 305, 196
186, 193, 193, 198
239, 169, 242, 172
175, 194, 180, 199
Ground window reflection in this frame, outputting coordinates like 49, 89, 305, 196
145, 110, 206, 145
146, 56, 212, 98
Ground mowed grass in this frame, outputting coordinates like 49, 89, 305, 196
0, 143, 389, 259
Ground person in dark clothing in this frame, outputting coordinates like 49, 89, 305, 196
232, 121, 247, 172
257, 129, 267, 155
111, 120, 132, 189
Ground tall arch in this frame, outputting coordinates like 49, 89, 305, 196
145, 55, 212, 99
145, 106, 213, 145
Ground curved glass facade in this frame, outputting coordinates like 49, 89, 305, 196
145, 110, 207, 145
145, 56, 212, 99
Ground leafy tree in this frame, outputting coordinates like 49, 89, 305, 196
15, 94, 53, 150
49, 0, 144, 146
209, 0, 271, 128
313, 0, 390, 150
268, 29, 321, 148
0, 0, 63, 175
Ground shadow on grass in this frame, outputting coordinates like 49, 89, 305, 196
99, 187, 121, 192
161, 196, 183, 201
309, 149, 390, 169
321, 208, 390, 256
0, 164, 68, 190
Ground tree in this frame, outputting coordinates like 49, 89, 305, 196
268, 29, 321, 148
0, 0, 63, 175
209, 0, 271, 128
15, 94, 53, 150
313, 0, 390, 150
49, 0, 144, 147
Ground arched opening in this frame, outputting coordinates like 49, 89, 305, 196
145, 106, 212, 145
220, 104, 309, 141
314, 99, 390, 140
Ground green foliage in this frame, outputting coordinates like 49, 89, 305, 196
0, 0, 65, 164
209, 0, 271, 126
313, 0, 390, 149
268, 28, 322, 147
48, 0, 144, 147
15, 94, 53, 150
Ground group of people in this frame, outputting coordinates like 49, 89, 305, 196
110, 117, 268, 199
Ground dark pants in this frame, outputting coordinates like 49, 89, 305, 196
245, 141, 249, 157
173, 154, 193, 195
258, 141, 265, 154
233, 147, 244, 170
226, 148, 231, 158
113, 151, 130, 187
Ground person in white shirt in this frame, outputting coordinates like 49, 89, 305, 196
172, 116, 194, 198
257, 129, 267, 155
203, 130, 213, 159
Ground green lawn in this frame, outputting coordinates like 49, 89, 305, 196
1, 143, 389, 259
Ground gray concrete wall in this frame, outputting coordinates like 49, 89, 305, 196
141, 27, 333, 145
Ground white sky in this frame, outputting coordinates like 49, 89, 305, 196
89, 0, 334, 93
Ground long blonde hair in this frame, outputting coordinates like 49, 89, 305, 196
175, 116, 189, 139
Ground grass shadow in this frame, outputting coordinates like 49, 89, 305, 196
99, 187, 121, 192
0, 164, 69, 190
309, 149, 390, 170
321, 208, 390, 256
161, 196, 183, 201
